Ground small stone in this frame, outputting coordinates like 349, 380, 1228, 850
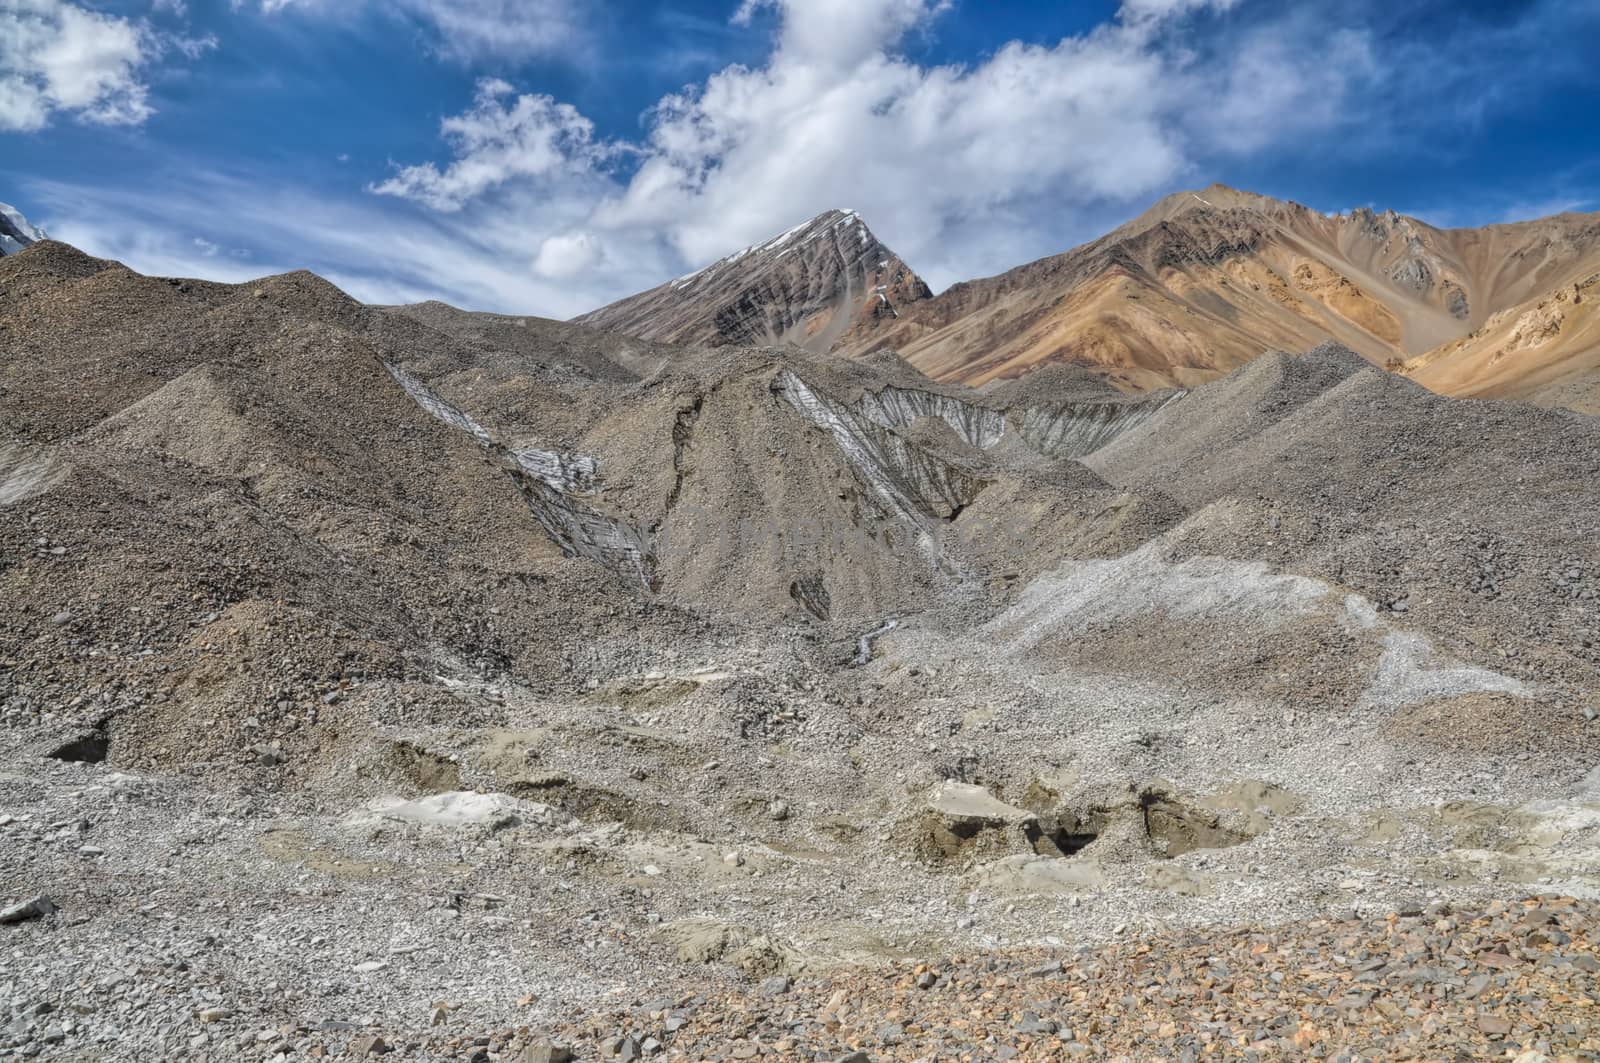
197, 1008, 231, 1024
768, 800, 790, 821
835, 1054, 871, 1063
640, 1038, 662, 1056
723, 851, 744, 867
758, 976, 790, 997
1478, 1015, 1512, 1037
0, 895, 57, 924
322, 691, 342, 705
352, 961, 388, 973
521, 1039, 573, 1063
349, 1035, 390, 1057
916, 971, 937, 989
50, 611, 72, 626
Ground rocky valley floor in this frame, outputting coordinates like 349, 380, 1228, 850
1, 242, 1598, 1061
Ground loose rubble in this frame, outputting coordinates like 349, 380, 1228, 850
1, 244, 1596, 1060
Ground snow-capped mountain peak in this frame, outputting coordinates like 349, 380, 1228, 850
575, 209, 932, 353
0, 202, 47, 256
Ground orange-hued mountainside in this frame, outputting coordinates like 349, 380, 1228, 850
579, 186, 1600, 412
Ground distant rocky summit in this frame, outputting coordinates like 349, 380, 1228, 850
574, 208, 933, 353
0, 202, 45, 256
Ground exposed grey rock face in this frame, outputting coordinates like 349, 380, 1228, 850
385, 363, 655, 588
1390, 256, 1435, 293
0, 203, 45, 256
853, 385, 1007, 449
512, 474, 655, 590
575, 210, 933, 354
1015, 393, 1185, 459
773, 370, 987, 530
513, 449, 600, 494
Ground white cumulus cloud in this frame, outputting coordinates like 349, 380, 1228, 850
533, 231, 604, 279
0, 0, 156, 131
371, 0, 1372, 291
370, 78, 611, 211
27, 0, 1406, 321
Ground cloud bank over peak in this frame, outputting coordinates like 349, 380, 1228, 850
371, 0, 1356, 296
15, 0, 1595, 322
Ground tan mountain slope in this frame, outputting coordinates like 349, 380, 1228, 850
834, 186, 1600, 403
1407, 262, 1600, 412
573, 208, 933, 353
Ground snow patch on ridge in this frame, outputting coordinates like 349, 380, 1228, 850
666, 210, 876, 292
0, 202, 46, 256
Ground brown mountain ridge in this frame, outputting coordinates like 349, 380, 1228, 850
579, 186, 1600, 413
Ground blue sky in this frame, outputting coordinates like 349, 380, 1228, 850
3, 0, 1599, 317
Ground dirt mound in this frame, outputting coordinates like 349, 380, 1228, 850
390, 300, 672, 383
1089, 342, 1600, 696
980, 360, 1125, 406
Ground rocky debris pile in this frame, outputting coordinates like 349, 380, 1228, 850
2, 239, 1599, 1063
1087, 343, 1600, 696
546, 896, 1599, 1061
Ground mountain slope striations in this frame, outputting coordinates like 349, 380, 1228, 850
573, 209, 933, 353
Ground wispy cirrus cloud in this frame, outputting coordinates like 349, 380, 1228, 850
248, 0, 586, 62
